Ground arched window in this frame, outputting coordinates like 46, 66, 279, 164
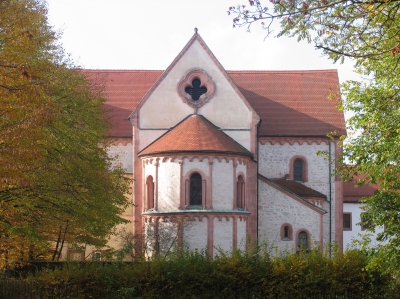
298, 231, 309, 249
190, 173, 202, 206
293, 159, 303, 181
146, 175, 154, 210
237, 175, 245, 209
280, 223, 293, 241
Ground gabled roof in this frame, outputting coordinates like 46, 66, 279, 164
83, 69, 345, 138
138, 114, 253, 157
271, 179, 326, 198
258, 175, 327, 214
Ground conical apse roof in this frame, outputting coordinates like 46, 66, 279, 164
138, 115, 253, 157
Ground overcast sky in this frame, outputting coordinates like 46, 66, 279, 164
46, 0, 360, 83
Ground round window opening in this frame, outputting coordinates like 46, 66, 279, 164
185, 78, 207, 101
177, 69, 216, 109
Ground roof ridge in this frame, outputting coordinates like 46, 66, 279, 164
227, 69, 338, 74
81, 69, 164, 72
81, 69, 337, 73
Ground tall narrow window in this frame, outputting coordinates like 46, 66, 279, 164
280, 223, 293, 241
293, 159, 303, 181
146, 175, 154, 209
298, 231, 308, 249
190, 173, 202, 206
237, 175, 245, 209
284, 227, 290, 240
343, 213, 352, 231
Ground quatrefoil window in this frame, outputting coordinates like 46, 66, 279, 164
185, 79, 207, 101
177, 69, 216, 109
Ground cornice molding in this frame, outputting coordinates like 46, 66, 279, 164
259, 137, 331, 146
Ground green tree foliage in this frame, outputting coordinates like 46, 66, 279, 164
0, 0, 130, 266
228, 0, 400, 277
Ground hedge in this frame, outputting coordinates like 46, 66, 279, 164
22, 248, 399, 299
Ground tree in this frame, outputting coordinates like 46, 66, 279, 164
228, 0, 400, 62
228, 0, 400, 278
0, 0, 130, 267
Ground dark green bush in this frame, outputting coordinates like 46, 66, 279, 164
26, 248, 399, 299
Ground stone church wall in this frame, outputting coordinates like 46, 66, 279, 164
258, 141, 330, 195
258, 180, 321, 251
258, 141, 336, 245
107, 142, 133, 173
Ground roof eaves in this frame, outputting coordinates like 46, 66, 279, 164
138, 150, 254, 157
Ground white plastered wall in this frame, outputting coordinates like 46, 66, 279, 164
213, 218, 233, 254
158, 160, 180, 210
223, 131, 251, 152
184, 218, 208, 252
139, 130, 167, 152
182, 158, 209, 177
258, 180, 321, 252
343, 202, 385, 250
158, 220, 179, 255
212, 159, 234, 210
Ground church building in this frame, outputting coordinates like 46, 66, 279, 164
84, 31, 347, 256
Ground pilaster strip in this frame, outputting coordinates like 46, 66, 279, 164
208, 216, 214, 257
208, 160, 213, 209
179, 160, 183, 209
233, 160, 238, 209
155, 161, 159, 211
233, 216, 238, 250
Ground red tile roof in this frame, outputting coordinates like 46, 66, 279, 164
82, 70, 163, 136
82, 69, 346, 138
138, 114, 253, 157
271, 179, 327, 198
343, 179, 379, 203
229, 70, 345, 137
